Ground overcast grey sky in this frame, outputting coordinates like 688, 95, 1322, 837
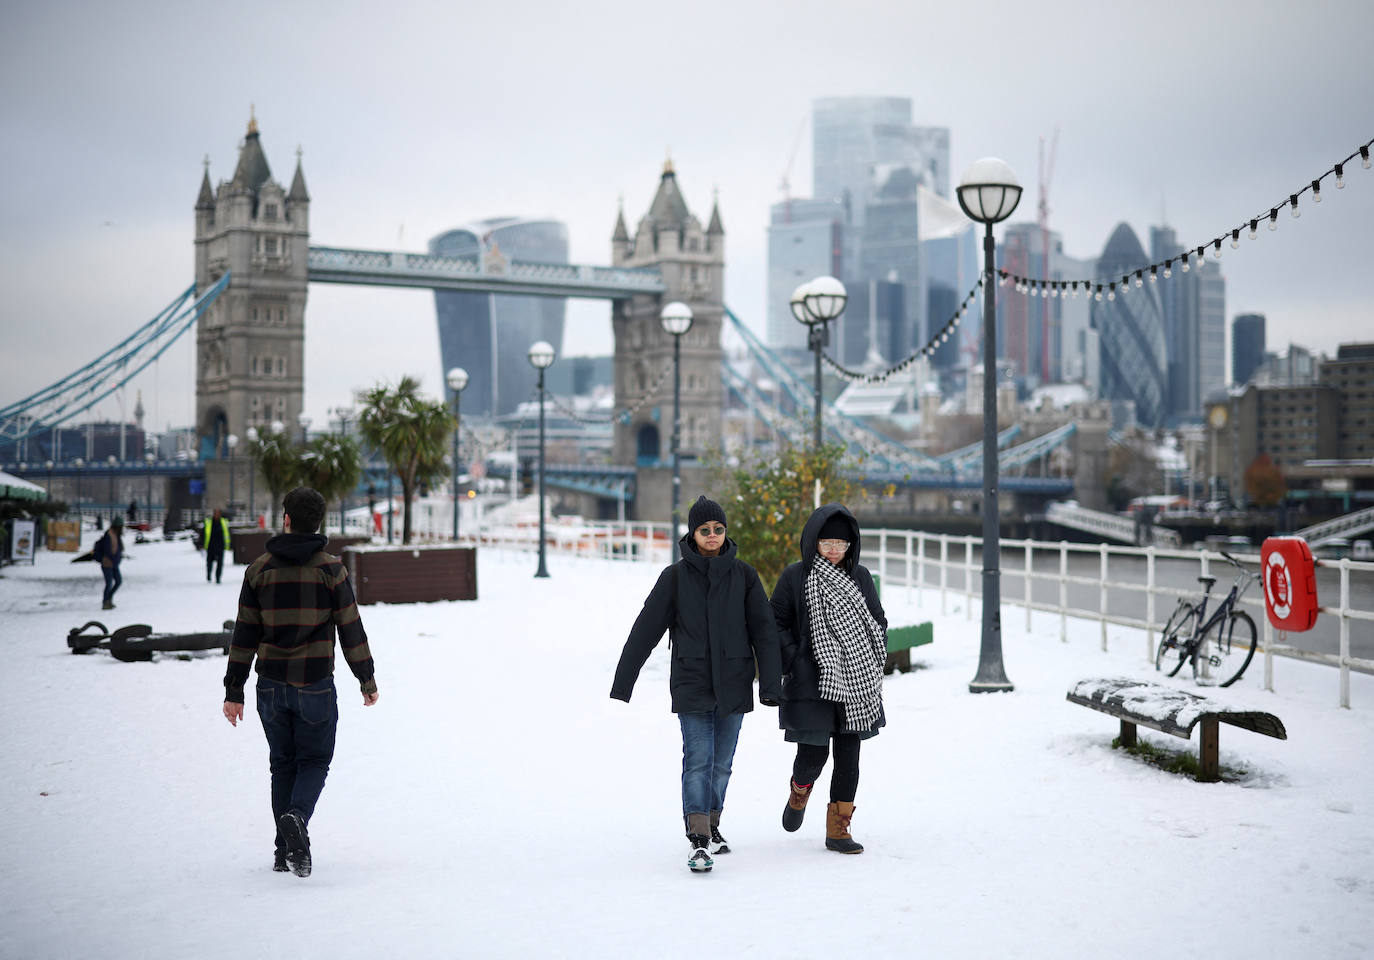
2, 0, 1371, 433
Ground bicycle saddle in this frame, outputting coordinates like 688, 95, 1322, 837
1197, 575, 1217, 587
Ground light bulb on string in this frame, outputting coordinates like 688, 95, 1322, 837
1230, 230, 1240, 249
1213, 240, 1222, 259
1163, 261, 1172, 279
1312, 180, 1322, 203
1335, 164, 1345, 189
1094, 286, 1103, 302
1290, 194, 1300, 218
1181, 254, 1190, 273
1135, 271, 1144, 288
1249, 219, 1258, 239
1362, 146, 1371, 169
1107, 285, 1116, 302
1150, 266, 1158, 283
1121, 276, 1131, 293
1071, 283, 1079, 298
1197, 246, 1207, 264
1268, 208, 1278, 231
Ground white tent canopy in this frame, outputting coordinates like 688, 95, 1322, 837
0, 471, 47, 501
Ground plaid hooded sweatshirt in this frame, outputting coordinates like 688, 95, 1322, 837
224, 532, 376, 704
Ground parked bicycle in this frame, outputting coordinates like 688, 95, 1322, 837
1155, 551, 1259, 687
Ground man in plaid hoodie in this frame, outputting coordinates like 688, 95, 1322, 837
221, 486, 379, 878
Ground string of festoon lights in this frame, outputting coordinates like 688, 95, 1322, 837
997, 137, 1373, 302
823, 274, 985, 383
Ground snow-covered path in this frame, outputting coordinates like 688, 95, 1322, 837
1, 537, 1371, 959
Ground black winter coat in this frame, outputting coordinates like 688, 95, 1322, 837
611, 536, 782, 715
771, 503, 887, 734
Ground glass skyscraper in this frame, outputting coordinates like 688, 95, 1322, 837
429, 218, 568, 416
1232, 313, 1266, 387
1094, 223, 1168, 427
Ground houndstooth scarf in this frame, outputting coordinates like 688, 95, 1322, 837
805, 556, 886, 732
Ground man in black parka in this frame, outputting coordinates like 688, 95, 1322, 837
611, 495, 782, 872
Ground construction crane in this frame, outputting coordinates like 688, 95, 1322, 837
1038, 128, 1059, 384
778, 116, 807, 223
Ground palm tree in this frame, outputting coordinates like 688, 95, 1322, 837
250, 430, 301, 529
358, 376, 454, 545
297, 433, 363, 535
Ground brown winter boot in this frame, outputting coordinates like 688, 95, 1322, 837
825, 801, 863, 854
782, 779, 812, 832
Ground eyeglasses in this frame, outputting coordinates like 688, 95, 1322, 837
818, 539, 850, 552
696, 525, 726, 537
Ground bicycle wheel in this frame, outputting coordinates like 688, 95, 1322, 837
1156, 602, 1196, 677
1215, 610, 1258, 687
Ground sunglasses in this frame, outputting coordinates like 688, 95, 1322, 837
696, 524, 726, 537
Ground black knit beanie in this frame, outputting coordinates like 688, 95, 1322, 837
817, 513, 851, 541
688, 495, 727, 532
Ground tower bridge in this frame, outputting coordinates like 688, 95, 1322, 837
4, 113, 1085, 526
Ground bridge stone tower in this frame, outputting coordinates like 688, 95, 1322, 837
611, 160, 725, 524
194, 113, 310, 461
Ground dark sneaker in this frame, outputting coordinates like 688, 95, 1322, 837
709, 826, 730, 855
273, 849, 290, 872
278, 811, 312, 878
686, 835, 713, 873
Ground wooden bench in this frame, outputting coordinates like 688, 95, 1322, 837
1066, 677, 1286, 782
885, 622, 933, 675
871, 572, 933, 674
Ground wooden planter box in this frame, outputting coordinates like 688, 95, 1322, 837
231, 531, 371, 565
342, 545, 477, 604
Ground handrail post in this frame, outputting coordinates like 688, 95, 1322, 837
1145, 546, 1156, 661
1264, 620, 1276, 693
917, 531, 926, 608
1340, 559, 1351, 709
966, 535, 975, 622
905, 530, 914, 605
1099, 543, 1109, 652
1058, 542, 1068, 643
1024, 540, 1033, 633
940, 535, 948, 616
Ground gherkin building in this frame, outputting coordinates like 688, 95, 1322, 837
1093, 223, 1168, 427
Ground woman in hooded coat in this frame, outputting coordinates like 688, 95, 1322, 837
611, 495, 782, 873
771, 502, 886, 854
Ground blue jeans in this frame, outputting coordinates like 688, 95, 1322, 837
678, 708, 744, 823
255, 676, 338, 848
101, 565, 121, 605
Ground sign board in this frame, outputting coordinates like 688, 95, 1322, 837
10, 520, 36, 563
1260, 536, 1319, 632
47, 520, 82, 553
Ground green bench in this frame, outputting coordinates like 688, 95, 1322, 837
872, 573, 933, 674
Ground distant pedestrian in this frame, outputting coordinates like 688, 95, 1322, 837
92, 516, 125, 610
127, 499, 138, 524
222, 486, 380, 878
771, 503, 887, 854
203, 507, 231, 583
611, 495, 782, 873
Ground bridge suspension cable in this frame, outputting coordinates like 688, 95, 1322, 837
0, 274, 231, 444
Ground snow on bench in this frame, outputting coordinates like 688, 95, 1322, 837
1066, 677, 1286, 782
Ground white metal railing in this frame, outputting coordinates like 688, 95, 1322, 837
866, 529, 1374, 709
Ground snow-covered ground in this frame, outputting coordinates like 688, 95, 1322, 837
2, 534, 1372, 959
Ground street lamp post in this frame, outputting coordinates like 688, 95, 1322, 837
660, 301, 694, 558
144, 452, 154, 520
74, 457, 84, 518
957, 156, 1022, 694
447, 367, 469, 541
226, 434, 239, 514
528, 341, 556, 578
298, 413, 311, 445
107, 455, 117, 523
791, 277, 848, 450
45, 459, 54, 497
331, 407, 353, 533
245, 426, 259, 525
